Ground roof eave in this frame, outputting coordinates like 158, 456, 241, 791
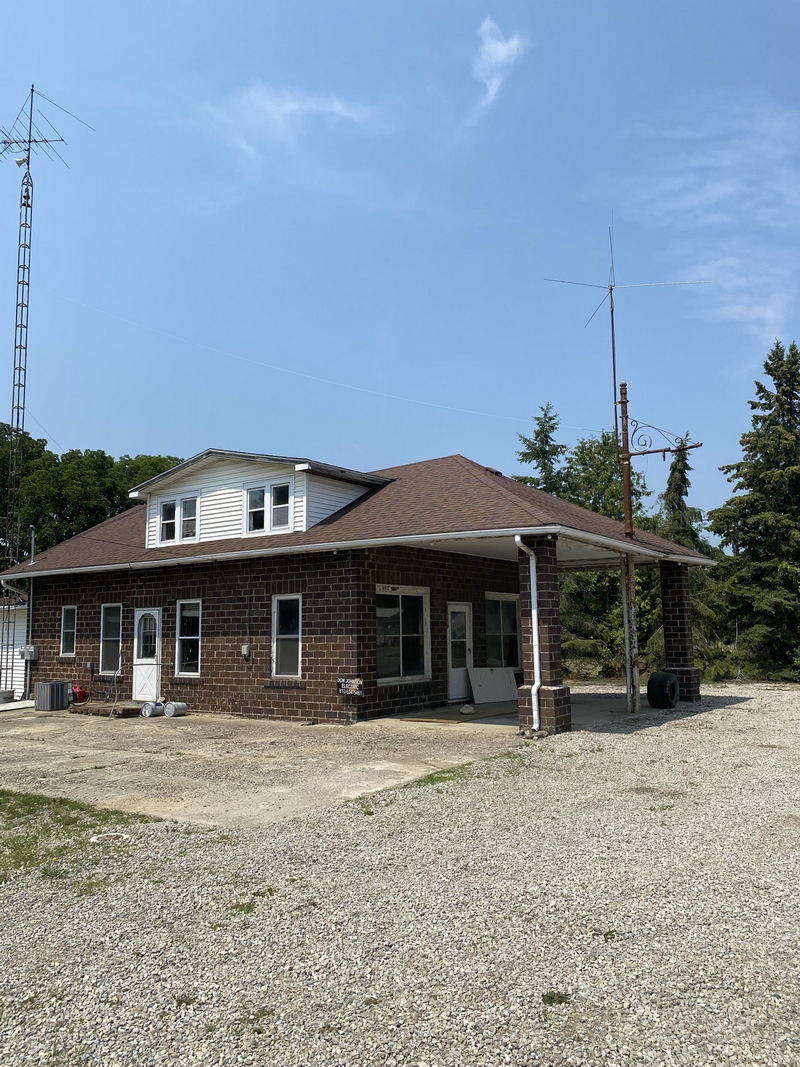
5, 524, 714, 579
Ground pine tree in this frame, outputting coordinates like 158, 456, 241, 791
658, 438, 704, 550
708, 340, 800, 676
516, 404, 568, 496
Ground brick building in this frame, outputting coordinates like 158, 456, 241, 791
1, 450, 712, 731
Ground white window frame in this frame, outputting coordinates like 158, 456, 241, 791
99, 603, 122, 676
271, 594, 302, 678
484, 592, 521, 669
243, 476, 294, 536
175, 599, 202, 677
376, 584, 431, 686
60, 605, 77, 658
158, 493, 199, 545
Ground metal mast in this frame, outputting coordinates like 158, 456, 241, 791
0, 85, 72, 699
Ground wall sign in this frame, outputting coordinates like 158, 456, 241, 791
337, 676, 364, 696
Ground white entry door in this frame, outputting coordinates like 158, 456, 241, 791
447, 602, 473, 702
132, 608, 161, 702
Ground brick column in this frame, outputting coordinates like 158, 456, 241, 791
517, 536, 571, 733
659, 561, 701, 702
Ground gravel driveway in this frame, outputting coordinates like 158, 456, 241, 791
1, 683, 799, 1066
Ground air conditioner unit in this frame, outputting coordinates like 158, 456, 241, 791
19, 645, 38, 661
34, 680, 70, 711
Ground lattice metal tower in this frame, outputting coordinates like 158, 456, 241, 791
0, 85, 68, 697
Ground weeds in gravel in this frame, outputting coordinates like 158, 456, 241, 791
236, 1005, 273, 1032
541, 990, 571, 1006
231, 899, 257, 914
404, 750, 524, 791
175, 992, 201, 1007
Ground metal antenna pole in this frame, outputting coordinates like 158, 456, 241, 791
0, 85, 87, 702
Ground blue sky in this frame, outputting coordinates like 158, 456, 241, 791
1, 1, 797, 514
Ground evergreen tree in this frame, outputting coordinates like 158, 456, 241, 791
658, 438, 704, 550
708, 340, 800, 676
516, 404, 568, 496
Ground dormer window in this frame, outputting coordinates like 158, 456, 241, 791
160, 501, 176, 541
160, 496, 198, 543
271, 483, 290, 528
181, 497, 197, 539
246, 481, 292, 534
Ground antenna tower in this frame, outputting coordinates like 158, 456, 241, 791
0, 85, 87, 701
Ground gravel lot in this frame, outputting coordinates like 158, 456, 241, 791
2, 682, 799, 1067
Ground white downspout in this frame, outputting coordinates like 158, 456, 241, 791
515, 535, 541, 732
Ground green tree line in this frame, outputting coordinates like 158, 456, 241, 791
516, 340, 800, 682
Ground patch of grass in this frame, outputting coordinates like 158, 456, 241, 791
404, 763, 476, 790
593, 929, 617, 942
231, 899, 256, 914
357, 799, 375, 815
77, 874, 111, 896
252, 886, 274, 898
0, 788, 150, 885
237, 1005, 273, 1032
541, 990, 571, 1006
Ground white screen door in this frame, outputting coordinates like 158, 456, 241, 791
447, 602, 473, 701
133, 608, 161, 702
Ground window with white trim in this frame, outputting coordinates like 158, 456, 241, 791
160, 496, 198, 543
160, 500, 176, 542
376, 585, 429, 682
99, 604, 122, 675
272, 594, 302, 677
176, 600, 201, 675
60, 606, 77, 657
485, 594, 520, 668
246, 480, 292, 533
180, 497, 197, 539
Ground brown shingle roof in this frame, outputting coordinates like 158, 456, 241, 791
1, 453, 710, 577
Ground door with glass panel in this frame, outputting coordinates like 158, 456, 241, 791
132, 608, 161, 702
447, 602, 473, 701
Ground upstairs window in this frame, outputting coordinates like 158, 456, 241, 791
376, 586, 429, 682
160, 501, 176, 542
246, 481, 292, 533
60, 606, 77, 657
180, 497, 197, 539
160, 497, 197, 543
247, 488, 266, 532
485, 594, 520, 668
271, 483, 290, 528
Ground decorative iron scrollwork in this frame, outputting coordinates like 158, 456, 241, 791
629, 419, 689, 453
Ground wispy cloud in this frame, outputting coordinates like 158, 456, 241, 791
204, 82, 377, 161
468, 18, 528, 125
614, 95, 800, 342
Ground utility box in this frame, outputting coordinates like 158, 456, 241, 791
19, 645, 38, 661
34, 680, 70, 711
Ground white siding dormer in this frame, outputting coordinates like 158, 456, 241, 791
144, 459, 301, 548
306, 474, 368, 527
140, 455, 373, 547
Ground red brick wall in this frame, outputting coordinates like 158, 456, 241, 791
29, 545, 518, 723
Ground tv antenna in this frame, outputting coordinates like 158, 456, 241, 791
545, 227, 705, 446
545, 231, 705, 719
0, 85, 92, 702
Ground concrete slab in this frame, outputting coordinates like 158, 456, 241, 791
0, 706, 523, 828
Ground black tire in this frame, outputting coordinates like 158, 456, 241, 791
647, 671, 680, 709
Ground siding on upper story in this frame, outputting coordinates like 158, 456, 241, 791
142, 458, 369, 548
305, 474, 368, 528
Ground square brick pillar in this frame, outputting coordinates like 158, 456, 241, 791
659, 561, 701, 702
517, 536, 571, 733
